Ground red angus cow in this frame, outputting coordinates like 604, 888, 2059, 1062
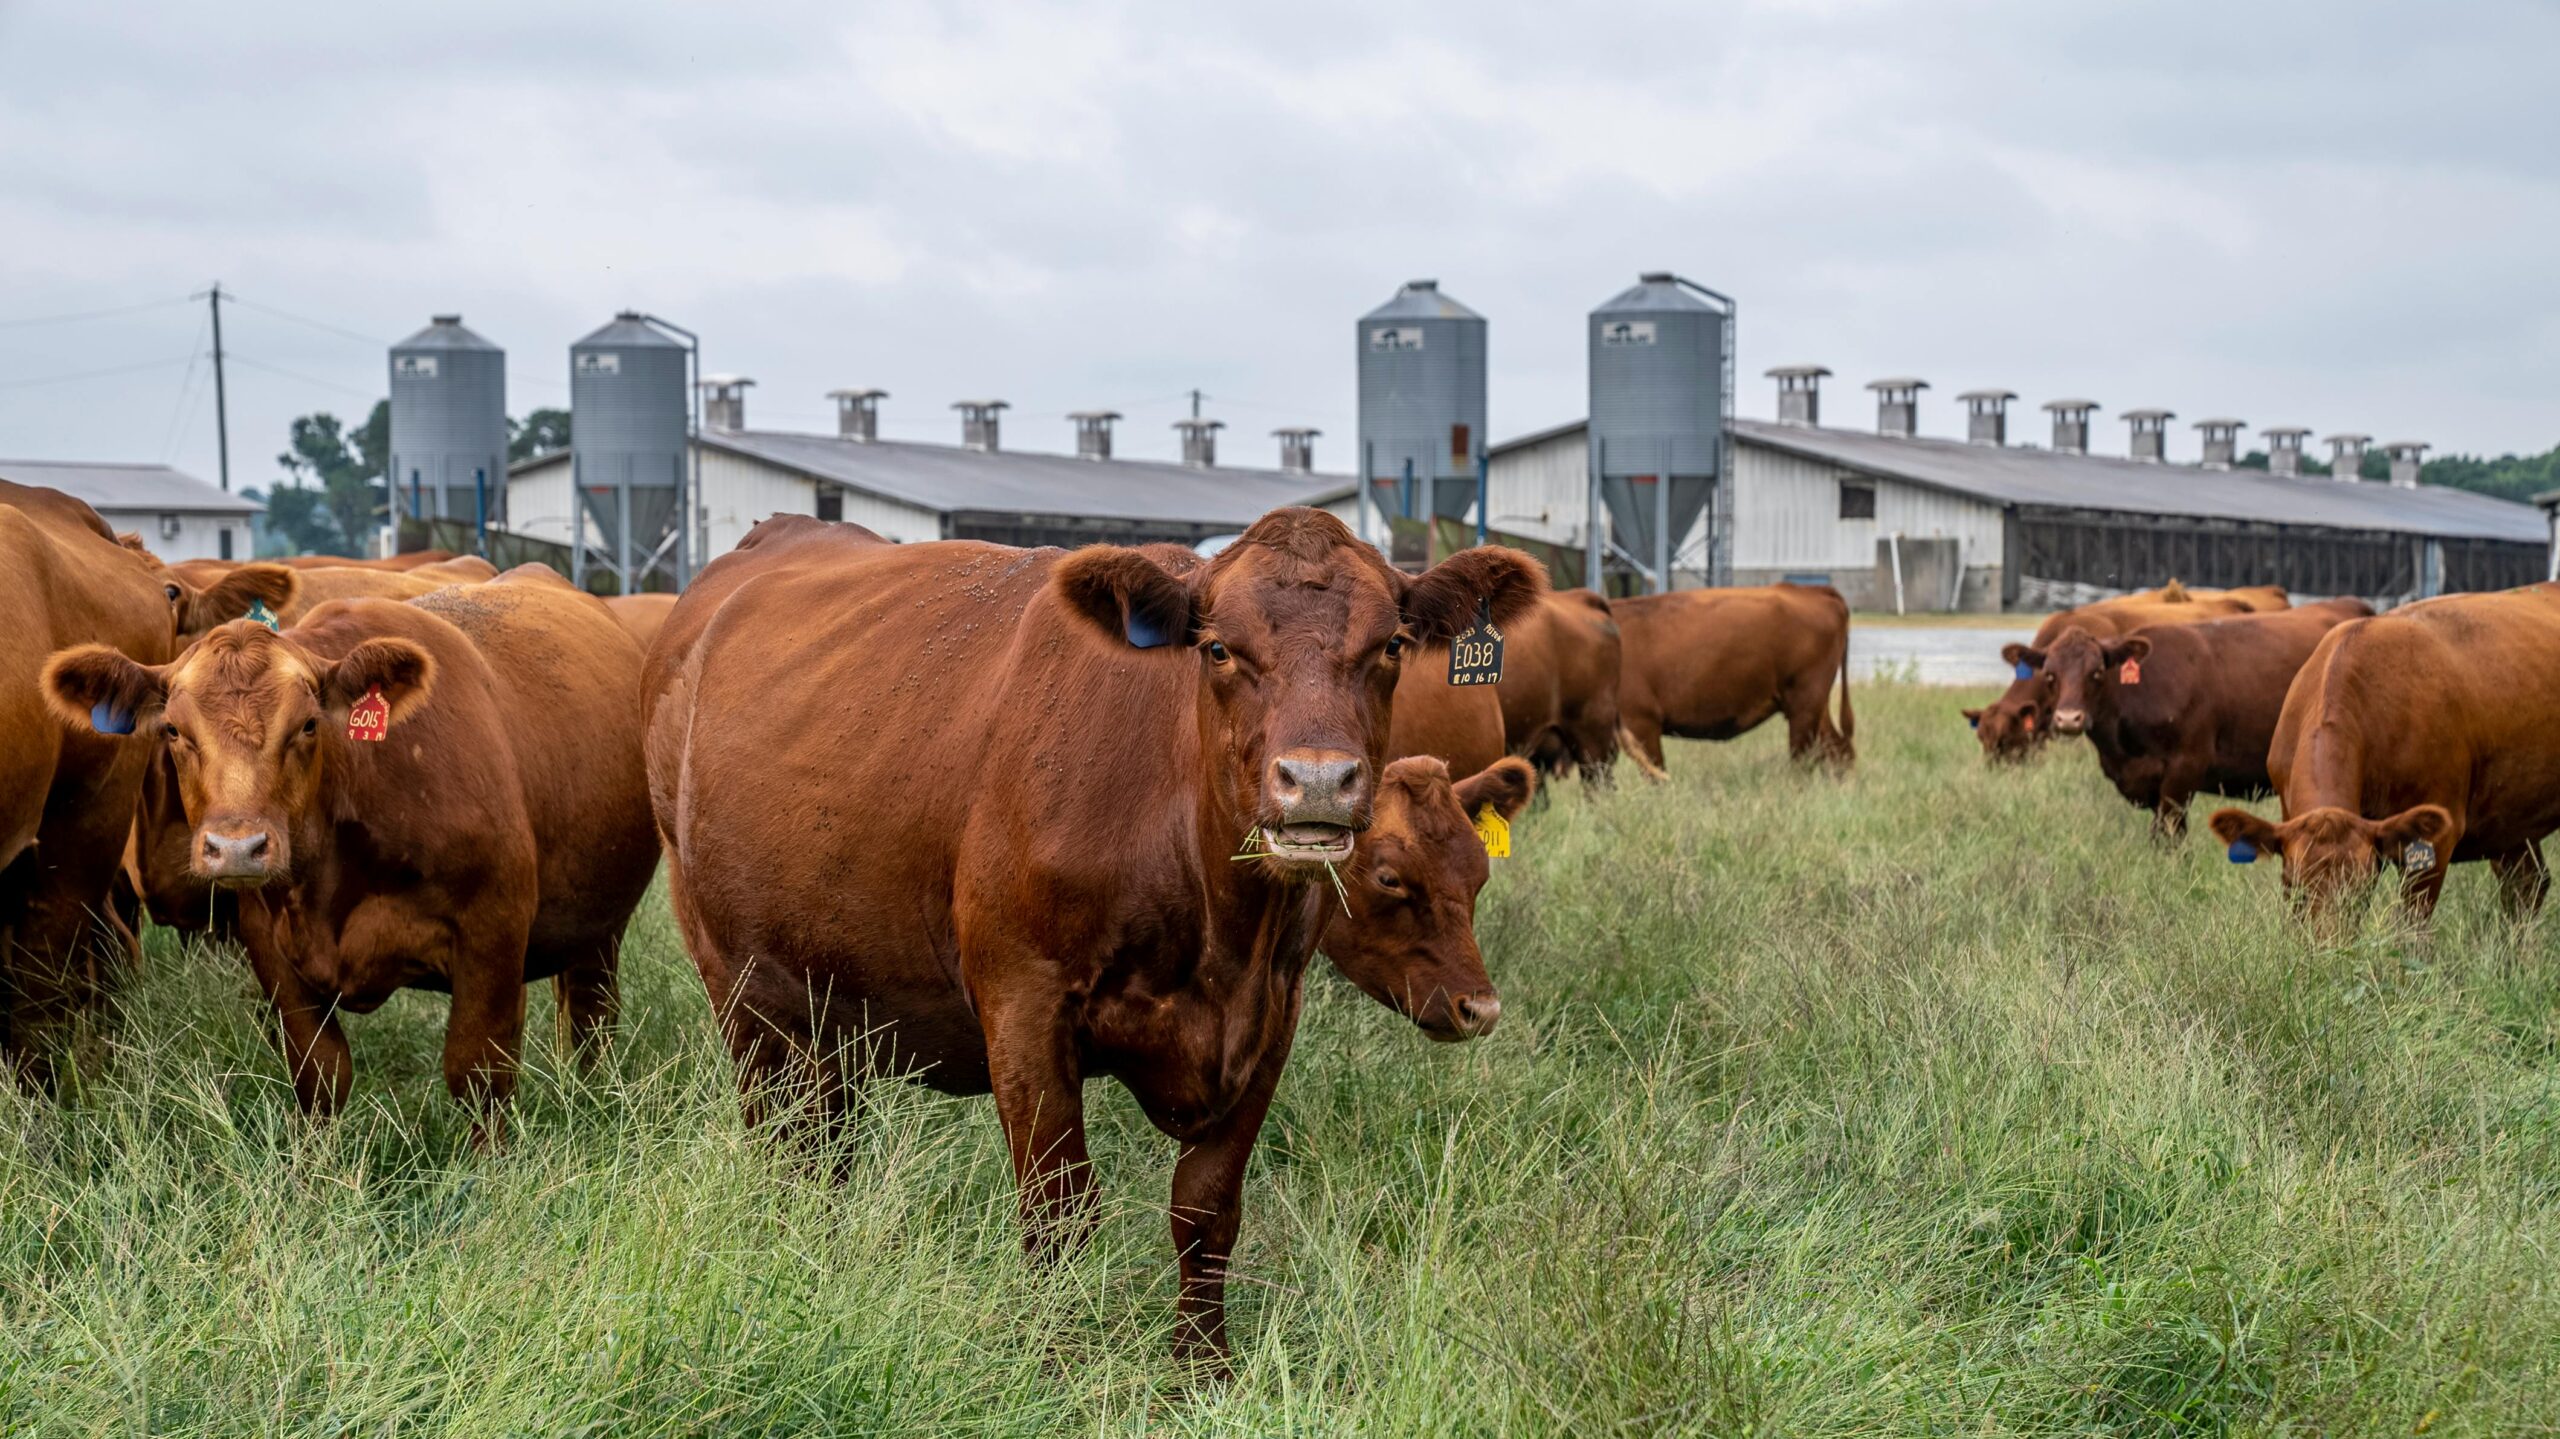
1971, 590, 2266, 761
641, 508, 1545, 1361
2016, 599, 2371, 838
2212, 584, 2560, 923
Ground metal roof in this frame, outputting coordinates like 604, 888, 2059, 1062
1481, 420, 2544, 544
0, 459, 261, 515
392, 315, 501, 352
574, 312, 684, 349
522, 429, 1347, 527
1362, 279, 1484, 322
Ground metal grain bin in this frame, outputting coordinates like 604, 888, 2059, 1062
388, 315, 507, 531
569, 311, 689, 590
1356, 279, 1487, 525
1590, 272, 1733, 589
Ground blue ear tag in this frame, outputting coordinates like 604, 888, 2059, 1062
245, 599, 280, 632
1124, 609, 1171, 649
2227, 838, 2257, 864
2013, 660, 2035, 682
1966, 713, 1980, 729
90, 700, 134, 736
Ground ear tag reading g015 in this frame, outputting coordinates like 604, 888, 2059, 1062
2014, 660, 2035, 682
2227, 838, 2257, 864
2119, 658, 2143, 685
245, 599, 280, 632
1447, 599, 1505, 687
346, 684, 391, 743
2404, 839, 2437, 874
1474, 803, 1511, 859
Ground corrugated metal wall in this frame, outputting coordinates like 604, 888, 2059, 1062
504, 459, 581, 548
695, 446, 939, 558
1732, 445, 2004, 570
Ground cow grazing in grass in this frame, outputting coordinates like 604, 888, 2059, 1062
1495, 588, 1623, 784
1, 481, 285, 1075
1970, 587, 2276, 761
641, 508, 1545, 1363
2211, 584, 2560, 924
44, 567, 657, 1133
2017, 598, 2371, 838
1614, 583, 1852, 775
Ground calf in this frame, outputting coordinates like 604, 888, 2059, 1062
44, 568, 657, 1132
2017, 599, 2370, 838
1322, 755, 1534, 1038
642, 508, 1545, 1362
2211, 584, 2560, 924
1614, 583, 1852, 774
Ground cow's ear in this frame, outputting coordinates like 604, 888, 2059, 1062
181, 564, 298, 634
41, 644, 169, 736
2106, 635, 2153, 667
1401, 546, 1548, 643
2370, 804, 2454, 855
1453, 756, 1538, 822
320, 638, 437, 724
2208, 808, 2282, 863
1052, 546, 1196, 650
1999, 643, 2045, 670
1961, 707, 1983, 729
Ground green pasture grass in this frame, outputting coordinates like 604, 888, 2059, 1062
4, 681, 2556, 1435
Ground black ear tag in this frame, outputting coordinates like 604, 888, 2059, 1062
2403, 839, 2437, 874
1447, 598, 1504, 687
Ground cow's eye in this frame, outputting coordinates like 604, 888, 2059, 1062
1383, 635, 1407, 661
301, 717, 318, 737
1375, 869, 1406, 895
161, 722, 179, 740
1206, 641, 1232, 664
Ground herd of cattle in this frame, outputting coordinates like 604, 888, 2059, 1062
1965, 576, 2560, 924
4, 471, 2554, 1362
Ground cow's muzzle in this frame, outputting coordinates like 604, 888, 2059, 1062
1263, 750, 1365, 862
2051, 707, 2088, 736
197, 823, 279, 885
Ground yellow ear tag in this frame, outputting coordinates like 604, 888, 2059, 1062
1474, 803, 1511, 859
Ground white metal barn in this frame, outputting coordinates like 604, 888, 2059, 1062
1314, 371, 2546, 611
0, 459, 262, 563
507, 386, 1343, 566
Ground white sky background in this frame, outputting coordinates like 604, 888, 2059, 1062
2, 0, 2555, 486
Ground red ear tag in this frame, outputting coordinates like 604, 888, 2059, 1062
2119, 658, 2143, 685
2021, 711, 2035, 733
347, 684, 391, 743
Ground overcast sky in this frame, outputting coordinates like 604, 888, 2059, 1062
3, 0, 2555, 488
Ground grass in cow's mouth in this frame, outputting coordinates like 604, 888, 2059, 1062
1232, 825, 1354, 918
8, 678, 2559, 1431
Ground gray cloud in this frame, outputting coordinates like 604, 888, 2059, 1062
2, 0, 2553, 492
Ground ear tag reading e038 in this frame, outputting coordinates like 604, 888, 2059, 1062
1474, 803, 1511, 859
1447, 600, 1504, 687
346, 685, 391, 743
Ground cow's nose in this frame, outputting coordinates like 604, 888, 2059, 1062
199, 827, 273, 879
1452, 992, 1502, 1038
2052, 708, 2086, 735
1269, 751, 1364, 825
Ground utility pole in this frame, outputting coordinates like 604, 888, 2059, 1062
195, 282, 232, 492
1190, 388, 1202, 420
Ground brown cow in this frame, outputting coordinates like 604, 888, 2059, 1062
1614, 583, 1853, 774
2015, 598, 2371, 838
605, 593, 680, 651
2211, 584, 2560, 924
642, 508, 1544, 1361
1496, 588, 1623, 784
1387, 648, 1510, 779
1969, 589, 2269, 761
43, 567, 657, 1133
276, 548, 477, 572
1, 481, 280, 1073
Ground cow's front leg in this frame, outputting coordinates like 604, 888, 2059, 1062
2150, 760, 2204, 843
444, 928, 528, 1148
2491, 842, 2549, 920
1167, 1051, 1289, 1369
240, 917, 353, 1116
979, 986, 1094, 1257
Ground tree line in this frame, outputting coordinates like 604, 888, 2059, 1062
246, 403, 570, 557
2237, 443, 2560, 505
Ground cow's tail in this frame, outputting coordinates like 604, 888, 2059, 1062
1830, 625, 1856, 768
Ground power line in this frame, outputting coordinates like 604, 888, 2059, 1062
0, 295, 192, 329
226, 294, 390, 349
225, 351, 380, 401
159, 310, 211, 462
0, 355, 196, 391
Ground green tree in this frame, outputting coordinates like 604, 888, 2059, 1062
276, 401, 387, 556
510, 407, 571, 462
241, 480, 339, 556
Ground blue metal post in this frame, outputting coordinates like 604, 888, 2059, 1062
473, 467, 488, 556
1400, 457, 1415, 521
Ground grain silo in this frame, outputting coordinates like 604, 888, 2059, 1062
387, 315, 507, 537
569, 311, 690, 592
1356, 279, 1487, 532
1588, 272, 1735, 590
